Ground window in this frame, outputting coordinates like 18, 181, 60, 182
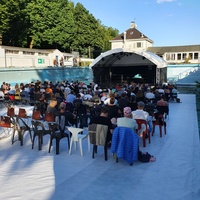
137, 42, 141, 48
194, 53, 199, 59
23, 51, 35, 55
38, 52, 48, 56
170, 54, 175, 60
177, 53, 181, 60
189, 53, 193, 59
182, 53, 187, 60
166, 53, 170, 60
5, 49, 19, 54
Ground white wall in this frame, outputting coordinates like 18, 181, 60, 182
0, 46, 74, 67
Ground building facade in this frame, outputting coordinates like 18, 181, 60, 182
0, 45, 74, 68
110, 21, 154, 51
110, 22, 200, 65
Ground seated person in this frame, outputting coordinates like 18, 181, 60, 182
89, 107, 113, 145
132, 101, 152, 134
117, 107, 137, 132
105, 97, 121, 120
47, 99, 58, 114
117, 106, 156, 162
90, 92, 101, 104
56, 102, 76, 126
156, 95, 169, 107
104, 92, 118, 105
171, 86, 179, 101
145, 88, 155, 101
14, 88, 21, 101
156, 95, 169, 120
127, 95, 137, 111
118, 92, 130, 113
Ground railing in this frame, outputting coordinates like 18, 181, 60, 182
168, 66, 199, 84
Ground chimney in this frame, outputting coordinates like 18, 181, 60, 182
124, 31, 126, 42
130, 21, 137, 29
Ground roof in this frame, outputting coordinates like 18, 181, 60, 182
0, 45, 56, 53
147, 45, 200, 54
110, 27, 153, 43
90, 48, 167, 69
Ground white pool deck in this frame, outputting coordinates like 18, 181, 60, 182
0, 94, 200, 200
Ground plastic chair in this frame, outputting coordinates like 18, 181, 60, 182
12, 115, 32, 146
48, 115, 70, 154
0, 116, 15, 140
135, 119, 150, 147
156, 105, 169, 119
88, 124, 108, 161
68, 127, 90, 156
31, 120, 51, 150
152, 113, 166, 137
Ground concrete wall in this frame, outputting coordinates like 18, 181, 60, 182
0, 67, 93, 86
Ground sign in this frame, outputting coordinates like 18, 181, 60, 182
38, 58, 44, 64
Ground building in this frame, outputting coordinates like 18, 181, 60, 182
147, 45, 200, 64
110, 21, 200, 65
90, 21, 168, 86
0, 45, 74, 68
110, 21, 153, 51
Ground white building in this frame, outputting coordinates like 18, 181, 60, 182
110, 21, 153, 51
110, 22, 200, 65
0, 45, 74, 68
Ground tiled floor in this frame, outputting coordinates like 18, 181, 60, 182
0, 94, 200, 200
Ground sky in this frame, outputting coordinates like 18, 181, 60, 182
72, 0, 200, 47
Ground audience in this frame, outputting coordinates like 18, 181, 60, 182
117, 107, 137, 132
132, 101, 152, 134
89, 107, 114, 146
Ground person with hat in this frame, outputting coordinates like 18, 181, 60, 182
117, 107, 138, 132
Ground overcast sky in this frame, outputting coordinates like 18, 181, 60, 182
72, 0, 200, 46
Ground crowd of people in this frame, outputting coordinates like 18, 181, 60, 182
0, 79, 178, 163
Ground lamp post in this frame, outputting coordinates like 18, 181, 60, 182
4, 49, 7, 68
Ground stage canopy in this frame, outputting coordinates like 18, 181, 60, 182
89, 48, 167, 69
89, 48, 168, 85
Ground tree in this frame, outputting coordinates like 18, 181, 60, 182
0, 0, 30, 46
0, 0, 119, 54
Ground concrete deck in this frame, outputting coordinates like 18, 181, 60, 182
0, 94, 200, 200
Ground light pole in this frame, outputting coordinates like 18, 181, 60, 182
4, 49, 7, 68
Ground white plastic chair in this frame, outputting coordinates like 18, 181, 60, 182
68, 127, 90, 156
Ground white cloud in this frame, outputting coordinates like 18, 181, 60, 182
156, 0, 176, 3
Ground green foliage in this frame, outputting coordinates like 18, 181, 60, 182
0, 0, 119, 54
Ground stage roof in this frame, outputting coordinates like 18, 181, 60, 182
90, 48, 167, 69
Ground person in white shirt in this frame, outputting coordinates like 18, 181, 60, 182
83, 90, 93, 101
145, 88, 155, 100
132, 101, 149, 120
104, 92, 118, 105
132, 101, 152, 134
